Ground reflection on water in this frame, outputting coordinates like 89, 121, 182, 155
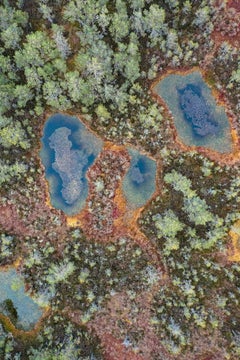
154, 71, 232, 153
40, 113, 103, 215
0, 268, 43, 330
123, 148, 156, 208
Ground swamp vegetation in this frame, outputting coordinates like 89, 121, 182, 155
0, 0, 239, 359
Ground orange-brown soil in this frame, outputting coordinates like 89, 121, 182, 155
228, 220, 240, 262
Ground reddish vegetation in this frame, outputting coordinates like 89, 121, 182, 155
90, 289, 171, 360
86, 287, 228, 360
0, 172, 69, 257
212, 2, 240, 46
0, 205, 29, 237
99, 334, 144, 360
26, 196, 68, 247
228, 0, 240, 11
74, 143, 130, 241
186, 328, 228, 360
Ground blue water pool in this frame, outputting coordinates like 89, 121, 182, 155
122, 148, 156, 208
154, 71, 232, 153
40, 113, 103, 215
0, 268, 43, 330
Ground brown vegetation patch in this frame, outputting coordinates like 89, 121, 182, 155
67, 143, 130, 240
228, 0, 240, 11
0, 205, 30, 237
213, 2, 240, 46
211, 30, 240, 48
90, 290, 169, 360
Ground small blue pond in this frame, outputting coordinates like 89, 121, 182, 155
154, 71, 232, 153
122, 148, 156, 208
40, 113, 103, 215
0, 268, 43, 330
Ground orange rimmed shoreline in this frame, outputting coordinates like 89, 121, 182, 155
228, 220, 240, 262
0, 308, 51, 341
0, 260, 51, 339
150, 66, 240, 166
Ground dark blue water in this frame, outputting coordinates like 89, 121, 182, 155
154, 71, 232, 153
0, 269, 43, 330
178, 83, 219, 137
40, 113, 103, 215
123, 148, 157, 208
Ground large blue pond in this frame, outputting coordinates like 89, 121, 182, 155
40, 113, 103, 215
122, 148, 156, 208
0, 269, 43, 330
154, 71, 232, 153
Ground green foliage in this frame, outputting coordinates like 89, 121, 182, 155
0, 234, 17, 265
154, 210, 182, 239
210, 42, 239, 112
183, 196, 214, 226
0, 324, 15, 359
142, 4, 166, 43
51, 24, 71, 59
1, 299, 18, 325
110, 0, 130, 41
42, 80, 69, 109
0, 159, 27, 186
164, 170, 193, 196
14, 85, 34, 109
0, 121, 30, 149
61, 0, 217, 148
0, 0, 218, 157
0, 3, 28, 49
230, 66, 240, 84
0, 314, 103, 359
64, 71, 95, 106
153, 210, 184, 253
15, 31, 59, 69
165, 170, 216, 225
0, 83, 15, 116
46, 260, 75, 288
193, 6, 212, 29
95, 104, 111, 121
10, 30, 69, 113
